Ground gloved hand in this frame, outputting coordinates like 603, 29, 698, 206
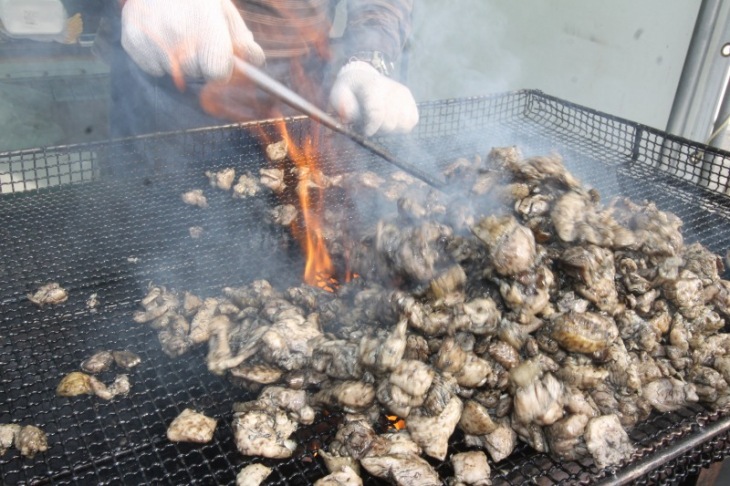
329, 61, 419, 137
121, 0, 265, 82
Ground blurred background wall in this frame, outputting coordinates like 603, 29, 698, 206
407, 0, 701, 130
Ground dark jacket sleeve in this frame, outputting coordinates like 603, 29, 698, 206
341, 0, 414, 64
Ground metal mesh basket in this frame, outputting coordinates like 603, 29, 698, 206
2, 90, 730, 485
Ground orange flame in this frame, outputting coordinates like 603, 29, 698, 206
197, 43, 340, 289
386, 415, 407, 431
274, 120, 335, 290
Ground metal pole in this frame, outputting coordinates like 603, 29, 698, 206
594, 414, 730, 486
666, 0, 723, 137
708, 71, 730, 150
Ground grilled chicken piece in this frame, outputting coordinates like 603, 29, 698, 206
358, 319, 408, 373
260, 315, 321, 371
511, 361, 563, 426
167, 409, 217, 443
471, 215, 536, 276
360, 453, 441, 486
459, 400, 498, 436
233, 408, 297, 458
112, 350, 141, 370
0, 424, 21, 456
450, 451, 491, 486
14, 425, 48, 458
269, 204, 298, 226
314, 466, 363, 486
312, 381, 376, 412
584, 414, 635, 468
90, 374, 131, 400
56, 372, 130, 400
254, 385, 315, 425
181, 189, 208, 208
206, 167, 235, 191
320, 450, 361, 476
545, 413, 589, 461
265, 140, 288, 163
233, 173, 261, 198
406, 396, 463, 460
642, 377, 699, 412
28, 282, 68, 306
260, 168, 286, 194
236, 464, 272, 486
464, 418, 517, 463
81, 351, 114, 374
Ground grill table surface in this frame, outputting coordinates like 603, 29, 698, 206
2, 90, 730, 485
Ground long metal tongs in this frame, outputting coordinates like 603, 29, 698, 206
234, 58, 446, 190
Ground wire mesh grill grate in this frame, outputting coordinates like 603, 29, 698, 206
2, 90, 730, 484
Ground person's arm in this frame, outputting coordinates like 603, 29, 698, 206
120, 0, 265, 88
341, 0, 414, 76
329, 0, 418, 137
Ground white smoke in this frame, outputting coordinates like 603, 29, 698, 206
406, 0, 521, 101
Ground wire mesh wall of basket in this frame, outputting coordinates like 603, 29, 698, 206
2, 90, 730, 484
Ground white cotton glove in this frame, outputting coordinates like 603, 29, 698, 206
121, 0, 265, 81
329, 61, 419, 137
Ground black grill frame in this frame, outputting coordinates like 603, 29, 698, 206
2, 90, 730, 485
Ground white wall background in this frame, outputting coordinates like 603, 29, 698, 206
407, 0, 701, 130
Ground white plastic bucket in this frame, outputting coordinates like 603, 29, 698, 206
0, 0, 65, 37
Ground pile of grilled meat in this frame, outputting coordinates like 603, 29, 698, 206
135, 146, 730, 485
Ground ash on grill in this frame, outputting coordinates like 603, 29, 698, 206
135, 146, 730, 485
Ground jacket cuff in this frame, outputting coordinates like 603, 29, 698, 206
344, 50, 394, 77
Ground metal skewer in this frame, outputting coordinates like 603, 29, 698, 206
234, 58, 446, 190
